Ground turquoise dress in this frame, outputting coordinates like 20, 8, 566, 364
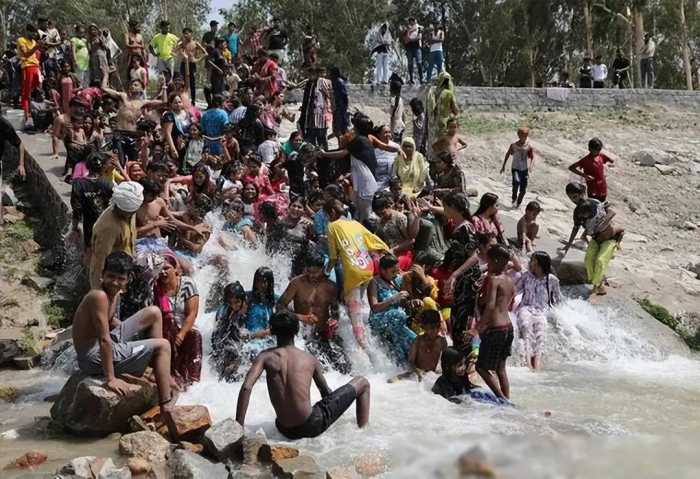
245, 292, 279, 332
369, 276, 417, 364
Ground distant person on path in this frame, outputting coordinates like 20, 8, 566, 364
568, 137, 614, 203
71, 25, 90, 87
17, 23, 41, 127
425, 71, 458, 158
500, 127, 534, 208
235, 311, 371, 439
611, 48, 631, 89
426, 23, 444, 81
640, 33, 656, 89
0, 104, 26, 180
372, 23, 392, 85
403, 18, 423, 85
72, 252, 176, 421
578, 56, 593, 88
591, 55, 608, 88
149, 20, 179, 82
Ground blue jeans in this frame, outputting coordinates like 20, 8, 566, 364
406, 47, 423, 84
427, 50, 444, 80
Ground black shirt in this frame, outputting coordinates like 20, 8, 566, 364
70, 176, 113, 246
347, 135, 377, 177
268, 30, 288, 50
202, 31, 217, 48
432, 375, 471, 404
0, 116, 21, 162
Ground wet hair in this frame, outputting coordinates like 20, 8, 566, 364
225, 199, 245, 213
588, 137, 603, 152
221, 161, 242, 181
565, 182, 586, 196
103, 251, 133, 275
434, 150, 454, 165
210, 94, 225, 107
351, 112, 374, 136
443, 242, 467, 269
440, 347, 462, 373
140, 178, 162, 196
420, 309, 442, 328
372, 193, 393, 213
259, 201, 277, 222
252, 266, 275, 306
379, 253, 399, 270
289, 130, 303, 142
304, 249, 325, 269
443, 191, 471, 220
531, 251, 554, 306
409, 98, 424, 116
525, 201, 542, 213
192, 194, 213, 214
414, 251, 440, 268
308, 189, 324, 205
85, 151, 106, 174
323, 183, 344, 200
573, 200, 596, 224
182, 27, 193, 34
486, 244, 511, 264
324, 198, 346, 218
191, 163, 211, 194
270, 310, 299, 341
475, 232, 495, 248
242, 181, 260, 203
474, 192, 499, 217
223, 281, 246, 303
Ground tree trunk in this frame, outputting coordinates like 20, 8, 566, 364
528, 47, 536, 87
680, 0, 693, 90
633, 8, 644, 88
583, 0, 593, 56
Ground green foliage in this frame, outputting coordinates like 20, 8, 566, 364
42, 301, 69, 328
638, 298, 679, 329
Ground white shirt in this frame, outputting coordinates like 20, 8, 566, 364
591, 63, 608, 81
641, 40, 656, 59
257, 140, 280, 166
429, 30, 444, 52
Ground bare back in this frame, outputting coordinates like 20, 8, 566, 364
261, 347, 318, 428
479, 274, 514, 330
72, 289, 118, 355
291, 275, 337, 326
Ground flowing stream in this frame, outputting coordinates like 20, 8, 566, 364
2, 219, 700, 478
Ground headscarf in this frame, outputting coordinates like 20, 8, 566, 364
392, 137, 427, 197
425, 71, 456, 151
111, 181, 144, 213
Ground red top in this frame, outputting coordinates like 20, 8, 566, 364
571, 153, 612, 198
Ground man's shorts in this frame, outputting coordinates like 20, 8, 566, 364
476, 326, 514, 371
77, 309, 156, 377
276, 384, 357, 439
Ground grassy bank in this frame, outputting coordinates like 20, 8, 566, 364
637, 298, 700, 351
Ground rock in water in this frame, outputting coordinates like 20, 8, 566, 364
57, 456, 130, 478
168, 449, 229, 479
168, 405, 212, 441
50, 374, 158, 436
326, 465, 361, 479
10, 451, 48, 469
457, 446, 495, 478
352, 452, 387, 477
241, 432, 267, 466
127, 457, 152, 476
258, 444, 299, 463
271, 455, 323, 479
0, 329, 23, 365
0, 384, 18, 402
119, 431, 171, 463
202, 417, 244, 461
57, 456, 97, 477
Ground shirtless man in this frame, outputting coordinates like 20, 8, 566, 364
389, 309, 447, 382
472, 244, 515, 400
277, 251, 349, 372
100, 65, 165, 165
52, 96, 87, 171
72, 252, 176, 419
136, 179, 199, 241
235, 311, 370, 439
174, 28, 207, 101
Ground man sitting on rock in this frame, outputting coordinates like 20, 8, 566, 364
72, 251, 176, 417
235, 311, 370, 439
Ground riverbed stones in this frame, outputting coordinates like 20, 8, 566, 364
259, 444, 299, 463
50, 373, 158, 436
326, 465, 361, 479
168, 449, 229, 479
119, 431, 171, 464
271, 455, 323, 479
655, 164, 676, 175
126, 457, 152, 476
9, 451, 48, 469
352, 452, 387, 477
202, 417, 244, 461
168, 405, 212, 441
241, 432, 267, 466
57, 456, 131, 479
0, 328, 23, 365
631, 148, 674, 166
0, 384, 18, 402
456, 446, 495, 478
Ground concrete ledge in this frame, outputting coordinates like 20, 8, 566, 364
292, 84, 700, 112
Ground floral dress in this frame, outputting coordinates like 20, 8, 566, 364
514, 272, 561, 362
369, 276, 417, 364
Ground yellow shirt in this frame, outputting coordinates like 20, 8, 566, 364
328, 218, 389, 292
17, 37, 39, 68
89, 206, 136, 288
150, 33, 179, 60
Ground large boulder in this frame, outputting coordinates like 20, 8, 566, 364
631, 148, 674, 167
0, 328, 23, 365
271, 455, 323, 479
50, 373, 158, 436
168, 449, 229, 479
168, 405, 212, 441
536, 237, 588, 286
202, 417, 245, 461
57, 457, 131, 479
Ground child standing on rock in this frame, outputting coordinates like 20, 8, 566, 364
500, 127, 534, 208
568, 137, 614, 203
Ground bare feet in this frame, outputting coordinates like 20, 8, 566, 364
596, 285, 607, 296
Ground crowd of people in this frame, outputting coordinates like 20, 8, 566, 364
1, 15, 625, 440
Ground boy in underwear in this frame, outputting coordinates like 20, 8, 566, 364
389, 310, 448, 382
236, 311, 371, 440
516, 200, 541, 253
472, 244, 515, 400
71, 252, 176, 423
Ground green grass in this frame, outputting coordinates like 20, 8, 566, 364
42, 302, 69, 329
637, 298, 699, 351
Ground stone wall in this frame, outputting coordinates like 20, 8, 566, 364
308, 85, 700, 112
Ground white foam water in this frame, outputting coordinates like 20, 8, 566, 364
178, 226, 700, 478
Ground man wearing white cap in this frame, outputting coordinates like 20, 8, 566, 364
89, 181, 144, 288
